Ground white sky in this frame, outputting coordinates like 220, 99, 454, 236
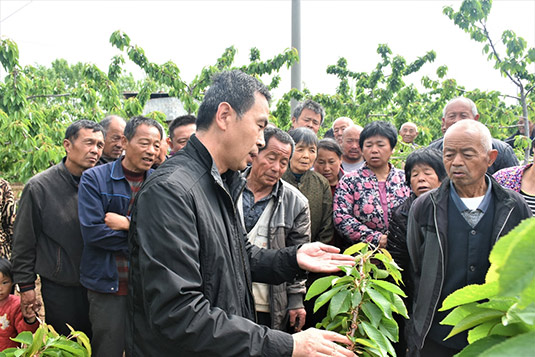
1, 0, 534, 103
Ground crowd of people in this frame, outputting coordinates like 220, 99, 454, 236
0, 69, 533, 356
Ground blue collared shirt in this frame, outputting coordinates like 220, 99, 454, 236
450, 175, 493, 227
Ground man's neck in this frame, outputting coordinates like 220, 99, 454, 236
196, 131, 228, 174
521, 164, 535, 195
453, 179, 488, 198
64, 158, 83, 177
342, 156, 362, 165
246, 179, 274, 203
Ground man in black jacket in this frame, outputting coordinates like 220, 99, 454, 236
126, 70, 355, 356
11, 120, 105, 337
407, 120, 531, 356
428, 97, 518, 174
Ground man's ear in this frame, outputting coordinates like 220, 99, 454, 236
63, 139, 71, 154
121, 135, 128, 148
475, 114, 480, 121
488, 149, 498, 167
214, 102, 234, 131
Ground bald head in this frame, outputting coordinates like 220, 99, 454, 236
341, 124, 364, 163
443, 120, 497, 195
400, 122, 418, 144
332, 117, 354, 144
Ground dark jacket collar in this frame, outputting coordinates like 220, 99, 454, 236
187, 134, 246, 202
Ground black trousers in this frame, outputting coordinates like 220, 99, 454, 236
40, 278, 92, 338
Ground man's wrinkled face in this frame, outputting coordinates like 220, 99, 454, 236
400, 124, 418, 144
333, 118, 353, 145
443, 129, 492, 190
103, 118, 126, 159
292, 108, 322, 134
442, 100, 477, 132
122, 124, 162, 173
249, 137, 291, 188
65, 128, 105, 173
341, 128, 362, 162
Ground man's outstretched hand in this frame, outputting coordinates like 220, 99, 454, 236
292, 328, 355, 356
297, 242, 355, 273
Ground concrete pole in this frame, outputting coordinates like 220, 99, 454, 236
291, 0, 301, 114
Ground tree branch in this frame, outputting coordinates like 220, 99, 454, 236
480, 21, 521, 87
26, 93, 71, 100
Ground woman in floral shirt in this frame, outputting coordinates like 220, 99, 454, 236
493, 159, 535, 215
333, 121, 410, 248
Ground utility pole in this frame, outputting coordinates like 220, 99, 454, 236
291, 0, 301, 114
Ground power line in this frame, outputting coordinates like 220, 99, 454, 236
0, 1, 33, 24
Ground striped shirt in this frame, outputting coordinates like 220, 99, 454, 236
520, 190, 535, 216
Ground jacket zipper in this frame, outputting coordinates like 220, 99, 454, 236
420, 194, 445, 349
494, 207, 514, 243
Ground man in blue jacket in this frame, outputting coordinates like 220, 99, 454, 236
78, 116, 162, 357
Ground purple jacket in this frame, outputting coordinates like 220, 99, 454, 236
493, 164, 532, 192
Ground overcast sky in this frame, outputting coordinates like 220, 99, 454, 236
1, 0, 534, 103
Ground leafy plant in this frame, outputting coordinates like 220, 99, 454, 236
439, 218, 535, 356
0, 322, 90, 357
306, 242, 408, 357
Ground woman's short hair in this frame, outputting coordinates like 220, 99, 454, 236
317, 138, 342, 158
359, 121, 398, 149
288, 127, 319, 148
404, 148, 447, 184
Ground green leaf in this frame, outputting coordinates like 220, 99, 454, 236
477, 298, 515, 312
479, 330, 535, 357
467, 319, 500, 343
332, 275, 355, 287
492, 219, 535, 302
343, 242, 367, 255
314, 285, 344, 313
361, 300, 383, 328
329, 289, 351, 319
366, 287, 392, 319
439, 282, 498, 311
10, 330, 34, 345
379, 316, 399, 342
441, 302, 480, 326
503, 303, 535, 326
446, 309, 504, 339
361, 320, 395, 357
456, 335, 507, 357
306, 275, 338, 300
354, 338, 379, 350
370, 279, 406, 297
351, 290, 362, 308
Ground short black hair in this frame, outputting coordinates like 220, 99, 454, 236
292, 99, 325, 124
359, 120, 398, 149
65, 120, 104, 141
196, 70, 271, 131
0, 258, 13, 282
260, 127, 295, 157
124, 116, 163, 141
169, 115, 196, 140
404, 148, 447, 184
317, 138, 342, 158
288, 127, 319, 149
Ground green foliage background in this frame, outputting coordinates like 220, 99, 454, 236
1, 0, 534, 183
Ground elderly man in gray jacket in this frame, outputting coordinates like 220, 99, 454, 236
239, 127, 311, 332
407, 120, 531, 356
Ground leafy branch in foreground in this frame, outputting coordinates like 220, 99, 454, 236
306, 243, 408, 357
0, 322, 91, 357
439, 218, 535, 357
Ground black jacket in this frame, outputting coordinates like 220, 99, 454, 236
126, 135, 302, 356
406, 176, 532, 351
12, 159, 84, 287
428, 137, 518, 175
